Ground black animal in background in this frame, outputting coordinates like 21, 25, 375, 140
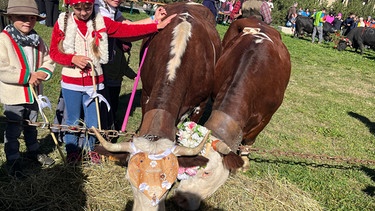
337, 27, 375, 54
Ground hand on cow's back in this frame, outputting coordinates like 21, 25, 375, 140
157, 14, 177, 30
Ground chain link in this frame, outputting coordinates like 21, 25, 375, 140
239, 145, 375, 166
4, 119, 135, 138
3, 119, 375, 166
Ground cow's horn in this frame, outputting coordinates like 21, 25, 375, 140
173, 131, 210, 156
91, 126, 133, 152
212, 140, 231, 155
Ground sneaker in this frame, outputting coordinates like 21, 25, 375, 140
88, 151, 101, 164
26, 151, 55, 167
6, 159, 25, 179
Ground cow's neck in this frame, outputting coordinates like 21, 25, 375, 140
139, 109, 177, 141
204, 110, 243, 151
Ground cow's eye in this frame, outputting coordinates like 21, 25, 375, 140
202, 171, 211, 178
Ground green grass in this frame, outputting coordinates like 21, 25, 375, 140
0, 12, 375, 210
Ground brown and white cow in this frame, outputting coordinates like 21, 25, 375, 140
94, 2, 222, 211
174, 17, 291, 210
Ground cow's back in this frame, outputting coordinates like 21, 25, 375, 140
206, 17, 291, 151
139, 2, 222, 139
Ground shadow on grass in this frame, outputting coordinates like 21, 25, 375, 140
123, 193, 225, 211
361, 166, 375, 197
0, 162, 87, 210
250, 157, 375, 197
347, 111, 375, 136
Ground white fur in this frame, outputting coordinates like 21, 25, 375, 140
166, 14, 192, 81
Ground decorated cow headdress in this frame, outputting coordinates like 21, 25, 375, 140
64, 0, 94, 5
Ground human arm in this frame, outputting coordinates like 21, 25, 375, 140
49, 23, 92, 69
0, 33, 50, 86
124, 6, 168, 25
105, 14, 177, 39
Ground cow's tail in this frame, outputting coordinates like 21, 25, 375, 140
167, 13, 192, 81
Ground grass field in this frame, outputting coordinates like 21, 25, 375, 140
0, 12, 375, 210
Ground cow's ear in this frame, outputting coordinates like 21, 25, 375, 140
222, 152, 244, 171
177, 156, 209, 167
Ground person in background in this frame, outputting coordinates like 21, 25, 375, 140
297, 7, 303, 15
311, 7, 326, 44
324, 11, 335, 25
357, 17, 365, 27
369, 18, 375, 28
94, 0, 167, 130
35, 0, 46, 24
259, 0, 272, 25
229, 0, 243, 22
202, 0, 218, 22
267, 0, 274, 11
49, 0, 175, 164
333, 12, 343, 32
301, 8, 310, 17
221, 0, 233, 24
44, 0, 59, 27
290, 12, 297, 33
310, 8, 316, 18
365, 16, 371, 27
0, 0, 56, 178
286, 2, 298, 24
342, 12, 355, 36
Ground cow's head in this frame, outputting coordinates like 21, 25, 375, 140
173, 137, 244, 210
337, 38, 352, 51
92, 127, 211, 210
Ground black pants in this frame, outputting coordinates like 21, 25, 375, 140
45, 0, 59, 27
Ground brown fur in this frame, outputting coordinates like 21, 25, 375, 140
205, 17, 291, 170
138, 2, 221, 139
177, 156, 209, 168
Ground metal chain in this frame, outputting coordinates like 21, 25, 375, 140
3, 119, 375, 166
3, 119, 136, 138
239, 145, 375, 166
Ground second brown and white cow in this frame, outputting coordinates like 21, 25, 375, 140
174, 17, 291, 210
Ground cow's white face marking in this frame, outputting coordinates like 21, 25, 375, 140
242, 27, 273, 44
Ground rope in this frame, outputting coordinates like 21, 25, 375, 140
121, 46, 149, 132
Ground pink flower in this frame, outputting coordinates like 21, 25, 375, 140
188, 122, 196, 129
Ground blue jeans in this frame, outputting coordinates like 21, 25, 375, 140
61, 88, 98, 153
3, 103, 39, 161
312, 25, 323, 43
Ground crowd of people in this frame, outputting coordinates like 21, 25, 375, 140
286, 2, 375, 39
0, 0, 175, 179
203, 0, 273, 25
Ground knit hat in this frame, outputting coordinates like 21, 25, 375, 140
64, 0, 95, 5
4, 0, 46, 21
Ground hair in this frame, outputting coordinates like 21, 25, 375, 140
58, 3, 100, 59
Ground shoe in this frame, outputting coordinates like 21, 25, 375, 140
26, 151, 55, 167
88, 151, 101, 164
6, 159, 25, 179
